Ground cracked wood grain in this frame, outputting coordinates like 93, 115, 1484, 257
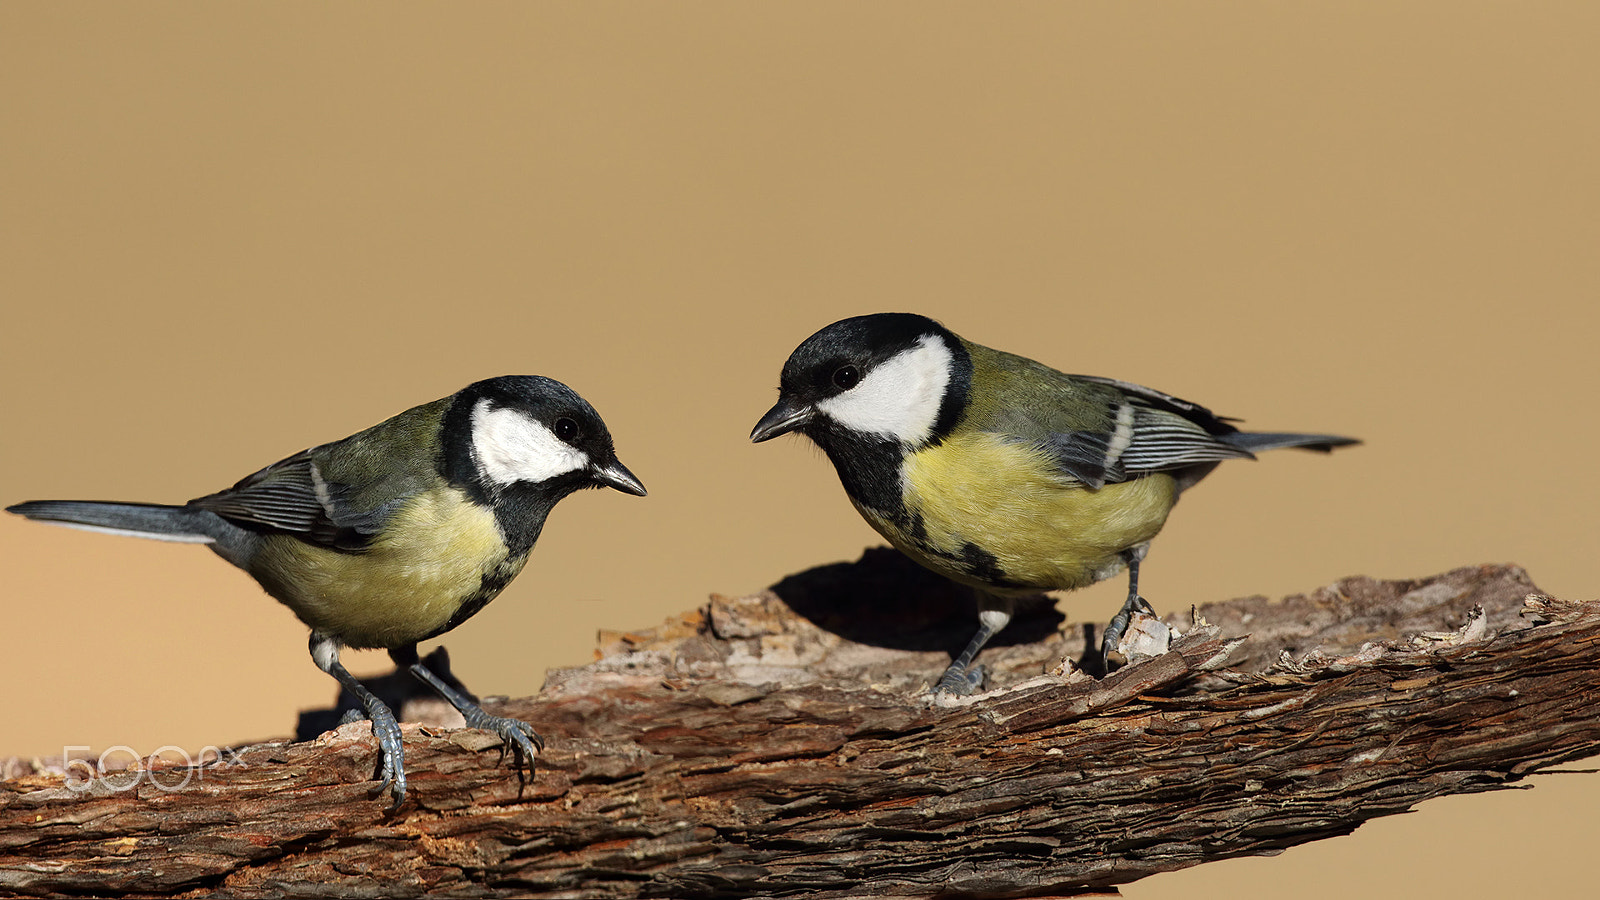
2, 555, 1596, 898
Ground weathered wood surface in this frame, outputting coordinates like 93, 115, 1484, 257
2, 553, 1597, 899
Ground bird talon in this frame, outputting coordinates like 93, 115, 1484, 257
460, 709, 543, 782
372, 770, 406, 812
1102, 613, 1135, 664
352, 694, 408, 810
933, 662, 987, 697
1102, 592, 1161, 664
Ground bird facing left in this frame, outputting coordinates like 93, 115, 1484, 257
7, 375, 647, 809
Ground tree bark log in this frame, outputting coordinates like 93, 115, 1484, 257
2, 554, 1596, 898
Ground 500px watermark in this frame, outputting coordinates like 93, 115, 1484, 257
61, 745, 248, 793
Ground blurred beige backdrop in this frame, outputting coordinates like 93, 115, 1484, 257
3, 3, 1595, 897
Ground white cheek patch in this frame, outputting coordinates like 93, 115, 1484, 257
816, 335, 953, 445
470, 400, 590, 487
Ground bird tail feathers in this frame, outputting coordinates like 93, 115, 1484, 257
1223, 432, 1362, 454
6, 500, 218, 544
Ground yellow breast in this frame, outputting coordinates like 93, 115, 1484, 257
873, 431, 1178, 592
249, 487, 521, 649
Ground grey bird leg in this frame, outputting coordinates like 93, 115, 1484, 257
1101, 553, 1158, 663
392, 645, 544, 787
934, 593, 1014, 695
310, 632, 407, 811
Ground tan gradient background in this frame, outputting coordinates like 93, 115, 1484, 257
3, 4, 1596, 896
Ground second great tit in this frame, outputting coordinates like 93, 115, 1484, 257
8, 375, 646, 807
751, 313, 1358, 694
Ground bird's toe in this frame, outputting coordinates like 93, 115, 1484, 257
932, 662, 988, 697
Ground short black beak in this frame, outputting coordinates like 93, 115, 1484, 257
750, 397, 815, 443
591, 459, 647, 496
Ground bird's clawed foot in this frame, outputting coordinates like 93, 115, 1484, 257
401, 652, 544, 788
459, 705, 544, 784
315, 635, 410, 811
352, 700, 408, 811
932, 661, 989, 697
1100, 594, 1158, 666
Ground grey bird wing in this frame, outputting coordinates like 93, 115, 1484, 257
186, 449, 391, 551
1059, 373, 1256, 484
970, 349, 1254, 490
1072, 375, 1360, 456
188, 397, 451, 551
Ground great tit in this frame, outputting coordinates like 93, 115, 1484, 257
7, 375, 645, 807
751, 313, 1357, 694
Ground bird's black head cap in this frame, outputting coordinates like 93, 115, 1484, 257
765, 313, 972, 445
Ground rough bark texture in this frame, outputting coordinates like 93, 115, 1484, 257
2, 553, 1597, 899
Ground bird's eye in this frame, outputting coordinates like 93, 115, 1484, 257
554, 417, 581, 443
832, 365, 861, 390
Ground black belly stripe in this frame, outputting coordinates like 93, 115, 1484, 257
958, 541, 1010, 586
894, 517, 1031, 592
420, 556, 525, 642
